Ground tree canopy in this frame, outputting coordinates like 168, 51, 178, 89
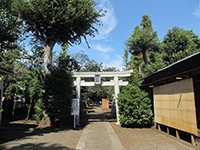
140, 14, 152, 30
125, 15, 159, 66
13, 0, 104, 74
162, 26, 200, 64
0, 0, 22, 52
125, 26, 159, 65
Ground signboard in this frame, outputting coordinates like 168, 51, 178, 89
71, 98, 79, 115
95, 74, 101, 85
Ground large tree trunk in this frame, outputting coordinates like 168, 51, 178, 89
142, 50, 148, 65
44, 41, 55, 75
39, 40, 55, 127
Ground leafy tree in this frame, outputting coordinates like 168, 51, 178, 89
122, 49, 130, 70
42, 46, 82, 126
186, 30, 200, 50
43, 67, 73, 127
2, 43, 45, 120
23, 68, 44, 119
0, 46, 26, 119
13, 0, 104, 75
22, 45, 44, 119
125, 26, 159, 65
102, 67, 119, 72
118, 84, 152, 127
33, 99, 43, 123
71, 51, 90, 70
82, 60, 103, 72
140, 14, 152, 30
143, 52, 166, 77
162, 26, 200, 64
129, 54, 144, 77
0, 0, 22, 52
125, 14, 159, 77
57, 44, 81, 71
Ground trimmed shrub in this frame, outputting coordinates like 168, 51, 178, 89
118, 84, 153, 127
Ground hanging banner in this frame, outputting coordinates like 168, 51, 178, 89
71, 98, 79, 115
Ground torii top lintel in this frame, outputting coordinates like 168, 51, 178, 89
72, 69, 133, 78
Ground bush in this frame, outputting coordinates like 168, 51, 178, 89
118, 84, 153, 127
42, 67, 73, 125
33, 99, 43, 123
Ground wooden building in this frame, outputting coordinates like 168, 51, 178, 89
141, 52, 200, 144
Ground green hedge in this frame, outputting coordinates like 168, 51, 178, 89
118, 84, 153, 127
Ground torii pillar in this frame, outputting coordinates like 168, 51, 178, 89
114, 75, 120, 124
76, 76, 81, 125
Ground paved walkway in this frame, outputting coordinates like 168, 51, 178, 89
75, 107, 124, 150
76, 106, 198, 150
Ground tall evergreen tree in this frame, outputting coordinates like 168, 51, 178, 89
122, 49, 130, 70
140, 14, 152, 30
125, 25, 159, 65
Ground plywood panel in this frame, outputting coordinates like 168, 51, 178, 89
102, 99, 109, 109
153, 78, 198, 135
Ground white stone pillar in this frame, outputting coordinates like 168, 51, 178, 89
76, 76, 81, 125
114, 76, 120, 125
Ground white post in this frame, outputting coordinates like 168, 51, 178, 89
114, 76, 120, 125
76, 76, 81, 125
74, 115, 76, 128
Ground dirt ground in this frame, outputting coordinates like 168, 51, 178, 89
102, 108, 200, 150
0, 107, 200, 150
0, 119, 84, 150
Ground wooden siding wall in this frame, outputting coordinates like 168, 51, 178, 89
153, 78, 198, 135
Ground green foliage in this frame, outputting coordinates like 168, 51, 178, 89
43, 67, 73, 120
13, 0, 104, 74
122, 49, 130, 70
58, 46, 81, 71
42, 44, 74, 123
13, 0, 104, 45
143, 52, 167, 77
71, 51, 90, 69
126, 74, 141, 87
162, 26, 200, 64
33, 99, 43, 123
125, 26, 159, 65
2, 47, 25, 99
140, 14, 152, 30
82, 60, 103, 72
118, 84, 153, 127
1, 41, 45, 120
0, 0, 22, 52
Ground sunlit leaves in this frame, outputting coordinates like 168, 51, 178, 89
118, 84, 153, 127
162, 26, 200, 64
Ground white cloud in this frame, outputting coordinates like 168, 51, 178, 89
91, 44, 113, 53
193, 0, 200, 18
101, 53, 110, 60
193, 9, 200, 17
94, 0, 118, 39
104, 55, 123, 70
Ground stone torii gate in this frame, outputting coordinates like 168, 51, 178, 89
73, 70, 132, 124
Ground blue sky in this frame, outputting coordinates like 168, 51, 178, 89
55, 0, 200, 70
